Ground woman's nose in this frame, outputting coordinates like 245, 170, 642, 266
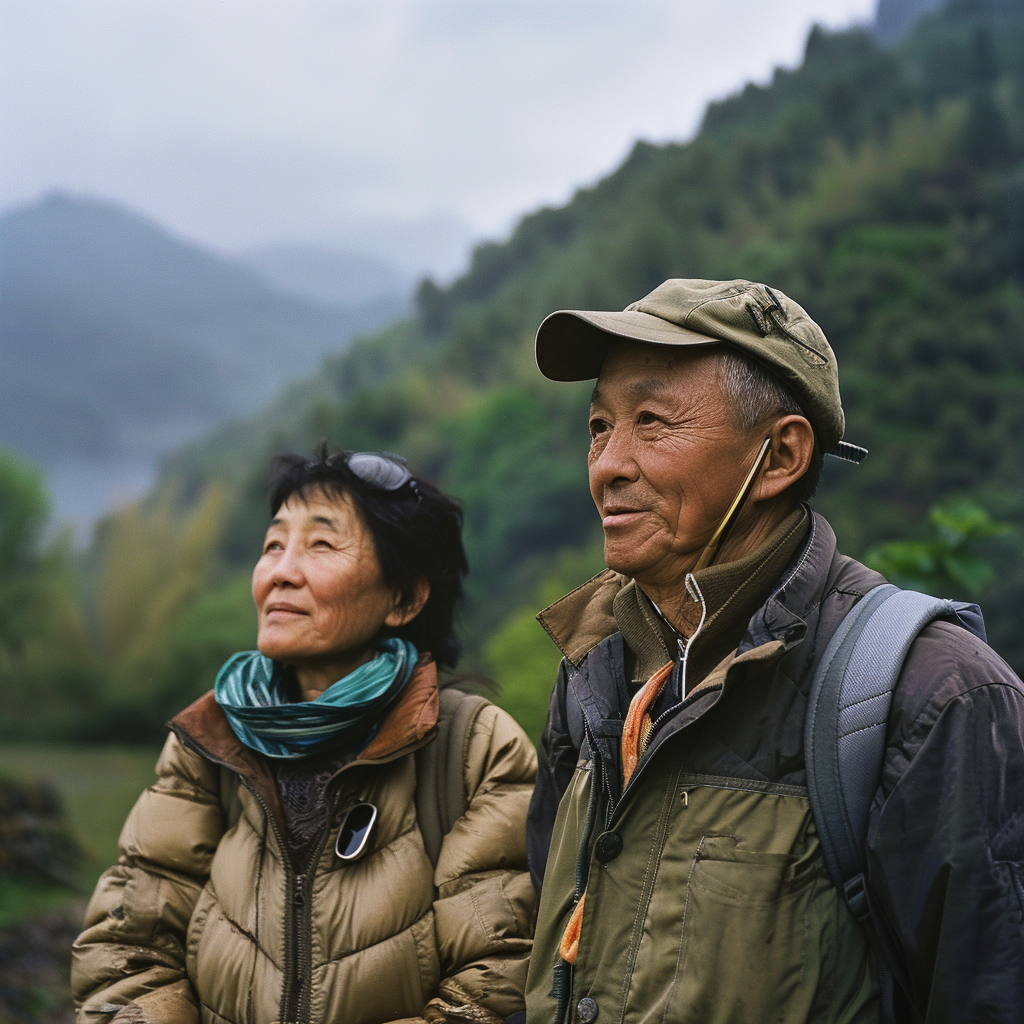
269, 546, 304, 587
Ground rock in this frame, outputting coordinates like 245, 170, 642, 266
0, 901, 82, 1023
0, 779, 84, 887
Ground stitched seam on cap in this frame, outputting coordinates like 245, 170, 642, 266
678, 283, 752, 327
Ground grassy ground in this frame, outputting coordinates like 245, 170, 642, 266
0, 743, 161, 925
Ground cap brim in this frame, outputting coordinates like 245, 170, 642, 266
536, 309, 719, 381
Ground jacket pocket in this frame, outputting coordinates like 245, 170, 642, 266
662, 834, 820, 1024
1004, 860, 1024, 916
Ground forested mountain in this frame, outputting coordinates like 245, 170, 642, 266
6, 0, 1024, 742
874, 0, 947, 43
0, 194, 405, 527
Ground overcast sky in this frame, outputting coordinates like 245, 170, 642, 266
2, 0, 877, 269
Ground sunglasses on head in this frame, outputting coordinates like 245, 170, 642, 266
343, 451, 421, 500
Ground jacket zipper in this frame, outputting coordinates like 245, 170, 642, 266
284, 824, 332, 1024
283, 872, 306, 1024
648, 573, 707, 741
603, 573, 709, 821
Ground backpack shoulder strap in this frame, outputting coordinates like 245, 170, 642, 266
805, 583, 984, 1020
415, 687, 489, 868
805, 584, 982, 913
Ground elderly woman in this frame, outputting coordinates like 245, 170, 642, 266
72, 447, 538, 1024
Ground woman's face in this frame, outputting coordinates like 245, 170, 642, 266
252, 488, 415, 694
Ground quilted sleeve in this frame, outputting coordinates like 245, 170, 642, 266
71, 733, 225, 1024
428, 702, 538, 1023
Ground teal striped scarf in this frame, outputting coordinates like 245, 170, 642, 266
214, 637, 419, 759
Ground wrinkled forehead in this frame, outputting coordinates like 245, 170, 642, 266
271, 485, 358, 525
589, 339, 726, 408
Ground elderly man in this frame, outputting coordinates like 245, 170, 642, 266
524, 279, 1024, 1024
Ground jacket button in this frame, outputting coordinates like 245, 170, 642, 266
577, 997, 599, 1023
594, 831, 623, 863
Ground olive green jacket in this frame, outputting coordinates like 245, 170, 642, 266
72, 659, 538, 1024
526, 514, 882, 1024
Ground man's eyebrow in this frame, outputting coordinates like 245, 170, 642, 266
591, 376, 669, 407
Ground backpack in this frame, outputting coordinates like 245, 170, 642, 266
414, 687, 490, 867
804, 583, 987, 1024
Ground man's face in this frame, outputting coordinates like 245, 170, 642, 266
588, 341, 766, 590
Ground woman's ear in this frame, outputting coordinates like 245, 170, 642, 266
752, 415, 815, 502
385, 577, 431, 628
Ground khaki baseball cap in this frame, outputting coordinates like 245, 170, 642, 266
536, 278, 861, 459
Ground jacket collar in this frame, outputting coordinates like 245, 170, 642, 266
741, 510, 838, 653
169, 657, 440, 835
537, 568, 626, 668
539, 507, 836, 670
546, 512, 848, 805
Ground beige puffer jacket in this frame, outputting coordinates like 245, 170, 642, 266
72, 658, 538, 1024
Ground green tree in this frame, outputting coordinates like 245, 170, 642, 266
0, 448, 99, 740
485, 541, 606, 743
865, 499, 1012, 598
89, 483, 260, 737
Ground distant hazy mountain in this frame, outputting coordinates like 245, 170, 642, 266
315, 211, 478, 282
0, 192, 406, 531
240, 243, 411, 307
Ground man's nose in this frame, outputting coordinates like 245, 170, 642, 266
590, 426, 640, 487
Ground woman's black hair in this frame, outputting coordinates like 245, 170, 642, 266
267, 442, 468, 668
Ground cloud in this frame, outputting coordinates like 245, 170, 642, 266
1, 0, 877, 258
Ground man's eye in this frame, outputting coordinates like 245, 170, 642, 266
589, 418, 608, 437
637, 412, 657, 426
263, 540, 283, 553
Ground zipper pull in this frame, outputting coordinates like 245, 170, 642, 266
294, 874, 305, 907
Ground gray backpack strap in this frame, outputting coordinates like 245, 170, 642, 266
805, 583, 985, 1022
415, 688, 489, 868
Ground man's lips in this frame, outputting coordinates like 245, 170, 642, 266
602, 507, 646, 528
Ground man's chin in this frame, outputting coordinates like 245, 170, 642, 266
603, 542, 652, 581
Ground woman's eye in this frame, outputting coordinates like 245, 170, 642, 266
589, 418, 608, 438
637, 411, 657, 426
263, 540, 283, 553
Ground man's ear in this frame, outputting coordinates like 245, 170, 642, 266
752, 415, 815, 503
385, 577, 431, 628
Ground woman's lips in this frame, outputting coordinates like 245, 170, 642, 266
265, 605, 307, 618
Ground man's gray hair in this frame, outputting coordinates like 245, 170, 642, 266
715, 350, 804, 431
714, 349, 822, 499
